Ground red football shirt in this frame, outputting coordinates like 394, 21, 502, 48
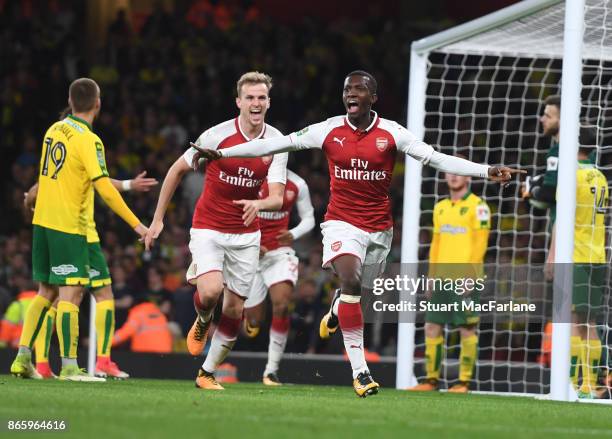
183, 118, 287, 233
258, 169, 314, 251
288, 112, 407, 232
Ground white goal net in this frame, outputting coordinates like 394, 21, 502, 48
405, 0, 612, 397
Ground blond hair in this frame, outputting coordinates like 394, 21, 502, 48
236, 71, 273, 97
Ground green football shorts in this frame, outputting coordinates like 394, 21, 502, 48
32, 225, 89, 286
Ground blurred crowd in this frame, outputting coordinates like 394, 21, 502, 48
0, 1, 421, 355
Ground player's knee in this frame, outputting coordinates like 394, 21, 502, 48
425, 323, 442, 338
271, 301, 288, 317
338, 271, 361, 295
58, 286, 84, 305
196, 283, 223, 308
459, 325, 476, 339
93, 285, 113, 301
222, 289, 245, 319
38, 284, 58, 302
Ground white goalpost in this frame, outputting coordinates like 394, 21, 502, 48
398, 0, 612, 402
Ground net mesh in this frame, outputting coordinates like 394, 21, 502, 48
411, 0, 612, 395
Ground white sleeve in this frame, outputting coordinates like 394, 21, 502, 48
289, 177, 315, 240
182, 128, 218, 166
266, 152, 288, 184
287, 121, 329, 150
220, 135, 296, 158
392, 122, 489, 178
220, 120, 329, 158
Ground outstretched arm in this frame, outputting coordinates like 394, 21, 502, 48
192, 135, 299, 161
395, 123, 524, 182
111, 171, 158, 193
93, 177, 148, 241
145, 157, 191, 249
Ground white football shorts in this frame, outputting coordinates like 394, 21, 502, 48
186, 228, 260, 299
320, 220, 392, 289
244, 247, 299, 308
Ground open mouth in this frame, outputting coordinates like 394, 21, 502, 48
346, 99, 359, 113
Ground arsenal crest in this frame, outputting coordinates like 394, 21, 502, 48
375, 137, 388, 152
262, 155, 273, 164
331, 241, 342, 252
286, 190, 296, 201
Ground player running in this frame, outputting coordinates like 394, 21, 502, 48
546, 144, 608, 398
23, 171, 157, 379
144, 72, 287, 390
243, 169, 315, 385
10, 78, 148, 381
194, 70, 523, 397
407, 165, 490, 393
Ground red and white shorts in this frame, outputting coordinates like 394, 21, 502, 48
244, 247, 299, 308
186, 228, 261, 299
320, 220, 392, 289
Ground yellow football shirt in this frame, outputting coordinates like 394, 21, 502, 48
432, 192, 491, 264
574, 161, 608, 263
33, 115, 109, 236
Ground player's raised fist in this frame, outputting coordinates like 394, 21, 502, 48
488, 166, 526, 183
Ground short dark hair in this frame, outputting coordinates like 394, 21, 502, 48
346, 70, 377, 94
544, 94, 560, 109
69, 78, 99, 113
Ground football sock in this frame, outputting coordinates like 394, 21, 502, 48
19, 295, 51, 350
202, 313, 241, 374
570, 336, 582, 387
96, 299, 115, 358
425, 335, 444, 381
263, 316, 289, 376
193, 291, 213, 323
459, 334, 478, 382
57, 301, 79, 359
581, 338, 602, 393
338, 296, 368, 379
34, 306, 56, 364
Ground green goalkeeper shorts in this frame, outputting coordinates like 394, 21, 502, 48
425, 288, 480, 327
572, 264, 606, 317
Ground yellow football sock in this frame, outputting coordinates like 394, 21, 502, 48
56, 301, 79, 359
425, 336, 444, 381
581, 338, 602, 393
459, 334, 478, 382
570, 336, 582, 387
19, 295, 51, 349
34, 307, 56, 363
96, 299, 115, 357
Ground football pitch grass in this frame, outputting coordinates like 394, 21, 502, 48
3, 376, 611, 438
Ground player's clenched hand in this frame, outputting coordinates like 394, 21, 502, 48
276, 230, 294, 247
144, 220, 164, 250
233, 199, 261, 226
488, 166, 526, 183
131, 171, 158, 192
